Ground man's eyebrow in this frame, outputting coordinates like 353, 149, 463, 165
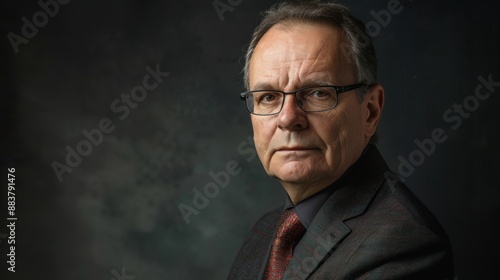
304, 80, 334, 87
251, 80, 334, 91
250, 82, 275, 91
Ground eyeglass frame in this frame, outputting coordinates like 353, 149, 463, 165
240, 83, 366, 116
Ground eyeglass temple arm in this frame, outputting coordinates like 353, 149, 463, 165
336, 83, 365, 94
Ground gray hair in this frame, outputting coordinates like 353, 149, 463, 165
243, 0, 377, 101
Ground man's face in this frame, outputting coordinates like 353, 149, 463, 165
248, 22, 381, 199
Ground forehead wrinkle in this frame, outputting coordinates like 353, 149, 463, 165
307, 39, 330, 71
250, 23, 349, 90
278, 72, 289, 90
296, 43, 339, 87
268, 57, 309, 90
295, 59, 336, 89
286, 22, 342, 87
308, 43, 346, 84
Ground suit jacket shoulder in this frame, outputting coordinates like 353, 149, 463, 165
285, 146, 454, 279
229, 145, 454, 280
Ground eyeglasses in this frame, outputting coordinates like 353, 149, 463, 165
240, 83, 365, 116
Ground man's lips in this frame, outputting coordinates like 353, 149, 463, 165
276, 147, 317, 151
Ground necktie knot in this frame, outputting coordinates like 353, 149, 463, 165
276, 210, 305, 242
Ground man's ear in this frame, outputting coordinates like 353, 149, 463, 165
363, 84, 384, 139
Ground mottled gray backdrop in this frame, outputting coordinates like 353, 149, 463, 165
1, 0, 499, 279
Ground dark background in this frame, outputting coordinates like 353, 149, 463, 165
1, 0, 499, 279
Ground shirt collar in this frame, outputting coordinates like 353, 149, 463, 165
283, 184, 337, 228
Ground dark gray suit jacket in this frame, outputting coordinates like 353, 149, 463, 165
228, 145, 454, 279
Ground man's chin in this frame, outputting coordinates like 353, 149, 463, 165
268, 165, 315, 185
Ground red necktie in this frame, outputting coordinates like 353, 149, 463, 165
264, 209, 306, 280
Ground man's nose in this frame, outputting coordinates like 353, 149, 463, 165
277, 94, 308, 131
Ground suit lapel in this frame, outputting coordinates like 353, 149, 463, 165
228, 208, 281, 280
283, 200, 351, 280
283, 146, 389, 279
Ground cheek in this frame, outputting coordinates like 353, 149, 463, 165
251, 117, 273, 158
334, 110, 366, 158
318, 110, 359, 159
317, 111, 349, 144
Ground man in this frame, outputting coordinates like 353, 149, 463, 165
229, 1, 454, 279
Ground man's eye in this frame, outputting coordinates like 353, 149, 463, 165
263, 94, 276, 101
306, 89, 331, 98
259, 93, 280, 103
